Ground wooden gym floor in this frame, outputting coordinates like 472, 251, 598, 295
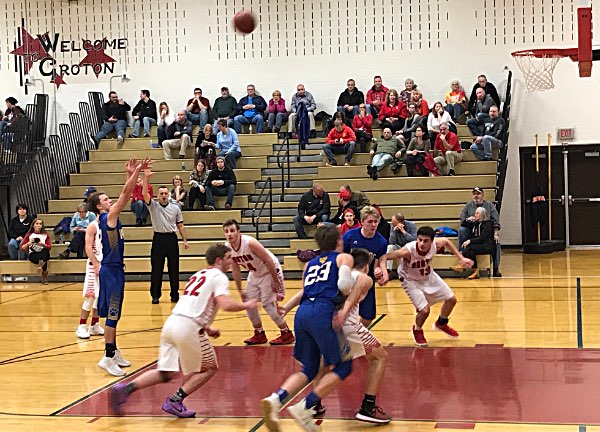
1, 249, 600, 432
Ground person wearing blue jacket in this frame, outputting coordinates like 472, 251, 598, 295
233, 84, 267, 134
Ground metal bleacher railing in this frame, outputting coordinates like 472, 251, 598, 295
495, 70, 512, 214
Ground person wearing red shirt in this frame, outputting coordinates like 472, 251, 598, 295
324, 120, 357, 166
378, 89, 408, 133
131, 177, 154, 226
338, 208, 362, 235
366, 75, 389, 116
411, 89, 430, 117
352, 104, 373, 152
433, 123, 462, 176
185, 88, 210, 128
267, 90, 288, 133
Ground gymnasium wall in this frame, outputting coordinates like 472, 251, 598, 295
0, 0, 597, 245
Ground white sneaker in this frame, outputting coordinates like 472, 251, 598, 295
114, 349, 131, 367
287, 399, 320, 431
117, 135, 124, 145
75, 324, 90, 339
98, 355, 125, 376
89, 322, 105, 336
261, 393, 282, 432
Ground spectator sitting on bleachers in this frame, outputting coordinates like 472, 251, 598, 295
452, 206, 496, 280
323, 119, 357, 166
467, 74, 501, 114
411, 89, 430, 119
386, 212, 417, 279
288, 84, 317, 138
195, 123, 217, 168
171, 175, 188, 208
1, 97, 25, 138
366, 75, 388, 116
340, 184, 370, 210
378, 89, 408, 133
404, 126, 431, 177
337, 78, 365, 121
215, 118, 242, 169
189, 160, 209, 210
20, 218, 51, 285
185, 87, 210, 128
400, 102, 422, 143
234, 84, 267, 134
91, 91, 130, 146
367, 127, 406, 180
427, 101, 457, 147
7, 203, 33, 260
325, 111, 352, 134
433, 122, 462, 176
131, 176, 154, 226
58, 203, 96, 259
373, 204, 391, 241
204, 156, 237, 210
293, 183, 331, 239
338, 208, 362, 236
458, 187, 502, 277
157, 102, 175, 147
470, 105, 505, 161
330, 188, 359, 225
466, 88, 494, 136
399, 78, 416, 105
352, 103, 373, 152
445, 80, 467, 122
267, 90, 288, 134
212, 86, 237, 130
162, 110, 192, 160
129, 89, 157, 138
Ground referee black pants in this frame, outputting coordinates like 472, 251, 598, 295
150, 232, 180, 301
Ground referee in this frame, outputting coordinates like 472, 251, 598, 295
143, 170, 189, 304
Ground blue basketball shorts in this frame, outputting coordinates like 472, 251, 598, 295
98, 264, 125, 321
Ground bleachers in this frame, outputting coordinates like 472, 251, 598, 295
0, 123, 498, 277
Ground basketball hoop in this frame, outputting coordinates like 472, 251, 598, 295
511, 49, 577, 93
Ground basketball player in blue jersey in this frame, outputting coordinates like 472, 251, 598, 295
262, 224, 355, 432
88, 158, 151, 376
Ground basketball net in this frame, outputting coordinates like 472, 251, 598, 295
512, 52, 561, 92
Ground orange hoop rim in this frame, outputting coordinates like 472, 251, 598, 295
511, 48, 579, 61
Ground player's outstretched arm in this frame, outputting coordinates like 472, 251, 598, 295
437, 237, 473, 268
85, 223, 100, 275
379, 247, 411, 280
280, 290, 303, 316
216, 295, 258, 312
336, 252, 355, 295
107, 158, 147, 227
230, 260, 244, 299
142, 162, 154, 205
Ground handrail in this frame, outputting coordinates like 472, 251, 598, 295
275, 134, 291, 200
495, 70, 512, 214
251, 176, 273, 240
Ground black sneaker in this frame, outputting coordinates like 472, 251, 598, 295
493, 271, 503, 277
366, 165, 373, 176
128, 133, 137, 138
448, 169, 456, 176
355, 406, 392, 424
151, 298, 159, 304
313, 401, 326, 419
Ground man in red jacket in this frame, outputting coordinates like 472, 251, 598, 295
433, 123, 462, 176
323, 119, 357, 166
366, 75, 389, 116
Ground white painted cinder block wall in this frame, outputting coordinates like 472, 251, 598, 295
0, 0, 596, 245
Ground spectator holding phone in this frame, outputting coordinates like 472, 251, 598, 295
21, 218, 51, 284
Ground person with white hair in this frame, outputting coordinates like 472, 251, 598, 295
452, 206, 496, 279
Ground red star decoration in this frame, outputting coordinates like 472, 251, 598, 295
10, 28, 52, 74
79, 38, 116, 78
50, 73, 67, 89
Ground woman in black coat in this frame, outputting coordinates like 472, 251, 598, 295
452, 206, 495, 279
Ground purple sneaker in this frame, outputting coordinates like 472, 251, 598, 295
109, 383, 129, 415
162, 397, 196, 418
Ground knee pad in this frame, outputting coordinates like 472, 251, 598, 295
105, 318, 118, 328
81, 296, 94, 312
332, 359, 352, 380
263, 302, 285, 327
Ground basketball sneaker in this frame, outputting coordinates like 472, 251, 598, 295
356, 405, 392, 424
89, 322, 105, 336
76, 324, 90, 339
287, 399, 320, 431
161, 397, 196, 418
114, 349, 131, 367
261, 393, 282, 432
313, 401, 326, 419
433, 322, 459, 338
109, 382, 129, 414
412, 325, 428, 347
98, 356, 125, 376
244, 330, 268, 345
269, 330, 295, 345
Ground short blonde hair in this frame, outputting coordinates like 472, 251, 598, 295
360, 205, 380, 222
272, 90, 281, 97
172, 175, 183, 185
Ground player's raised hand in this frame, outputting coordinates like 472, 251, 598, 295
377, 267, 389, 286
125, 158, 139, 176
140, 157, 153, 171
205, 327, 221, 338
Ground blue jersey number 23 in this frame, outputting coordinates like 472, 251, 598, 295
304, 261, 332, 286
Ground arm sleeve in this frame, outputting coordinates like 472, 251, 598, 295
255, 97, 267, 113
366, 90, 374, 105
103, 104, 110, 121
132, 101, 141, 116
405, 222, 417, 241
337, 92, 345, 107
297, 194, 308, 217
149, 100, 158, 120
184, 121, 193, 135
307, 94, 317, 112
489, 203, 501, 231
459, 204, 470, 223
427, 113, 434, 131
470, 222, 493, 245
325, 129, 336, 144
316, 193, 331, 219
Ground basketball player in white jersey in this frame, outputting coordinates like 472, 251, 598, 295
222, 219, 294, 345
109, 243, 257, 418
379, 226, 473, 347
278, 248, 391, 424
75, 217, 104, 339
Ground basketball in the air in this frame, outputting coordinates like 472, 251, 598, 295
232, 10, 256, 34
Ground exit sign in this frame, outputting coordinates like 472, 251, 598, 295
557, 127, 575, 141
